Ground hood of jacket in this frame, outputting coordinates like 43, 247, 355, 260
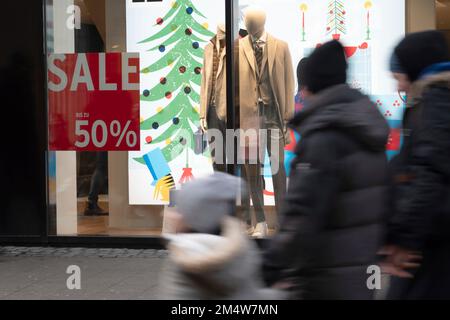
409, 63, 450, 104
290, 84, 390, 152
164, 217, 262, 293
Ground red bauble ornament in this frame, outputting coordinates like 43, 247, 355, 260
165, 92, 172, 99
156, 18, 163, 25
145, 136, 153, 144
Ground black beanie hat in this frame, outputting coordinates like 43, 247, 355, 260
394, 30, 449, 82
297, 58, 309, 92
303, 40, 347, 94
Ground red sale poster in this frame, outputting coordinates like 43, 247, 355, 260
48, 52, 140, 151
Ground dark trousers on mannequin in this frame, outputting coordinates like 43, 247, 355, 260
242, 162, 266, 225
88, 151, 108, 205
207, 104, 227, 173
241, 103, 286, 228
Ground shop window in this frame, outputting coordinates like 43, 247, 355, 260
46, 0, 225, 237
46, 0, 405, 239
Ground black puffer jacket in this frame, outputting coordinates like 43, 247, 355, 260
263, 84, 390, 300
387, 70, 450, 300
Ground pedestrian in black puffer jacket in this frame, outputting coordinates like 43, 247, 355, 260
384, 31, 450, 300
263, 40, 390, 300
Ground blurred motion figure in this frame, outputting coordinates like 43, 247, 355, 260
159, 172, 282, 300
384, 30, 450, 300
263, 41, 390, 299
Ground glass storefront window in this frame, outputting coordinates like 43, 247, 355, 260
45, 0, 405, 239
234, 0, 405, 237
46, 0, 226, 237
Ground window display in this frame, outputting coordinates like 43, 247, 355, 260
238, 7, 295, 237
126, 0, 224, 205
46, 0, 180, 236
235, 0, 406, 236
46, 0, 406, 239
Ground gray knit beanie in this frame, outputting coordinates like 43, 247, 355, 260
174, 172, 243, 234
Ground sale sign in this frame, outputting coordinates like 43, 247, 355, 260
48, 52, 140, 151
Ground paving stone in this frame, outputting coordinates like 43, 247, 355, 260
0, 254, 166, 299
0, 246, 167, 259
125, 249, 142, 255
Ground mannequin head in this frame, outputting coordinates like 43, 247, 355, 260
217, 23, 226, 41
244, 7, 266, 39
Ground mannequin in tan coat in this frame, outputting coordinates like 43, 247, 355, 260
239, 8, 295, 237
200, 24, 227, 172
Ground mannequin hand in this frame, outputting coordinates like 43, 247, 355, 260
200, 119, 208, 133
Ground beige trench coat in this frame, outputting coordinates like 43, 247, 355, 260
239, 33, 295, 144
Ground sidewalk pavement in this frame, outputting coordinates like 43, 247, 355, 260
0, 247, 167, 300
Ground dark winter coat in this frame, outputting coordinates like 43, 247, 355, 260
387, 67, 450, 300
263, 84, 390, 300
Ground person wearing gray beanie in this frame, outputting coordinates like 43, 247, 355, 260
159, 173, 284, 300
173, 172, 243, 234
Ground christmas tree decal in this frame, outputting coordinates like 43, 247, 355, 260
135, 0, 214, 169
326, 0, 346, 40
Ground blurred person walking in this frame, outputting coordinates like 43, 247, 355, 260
262, 40, 390, 299
384, 30, 450, 300
159, 172, 283, 300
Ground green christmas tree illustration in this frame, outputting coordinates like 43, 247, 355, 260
135, 0, 214, 165
326, 0, 346, 39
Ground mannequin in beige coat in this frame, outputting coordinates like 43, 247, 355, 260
239, 8, 295, 237
240, 10, 295, 130
200, 24, 227, 172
